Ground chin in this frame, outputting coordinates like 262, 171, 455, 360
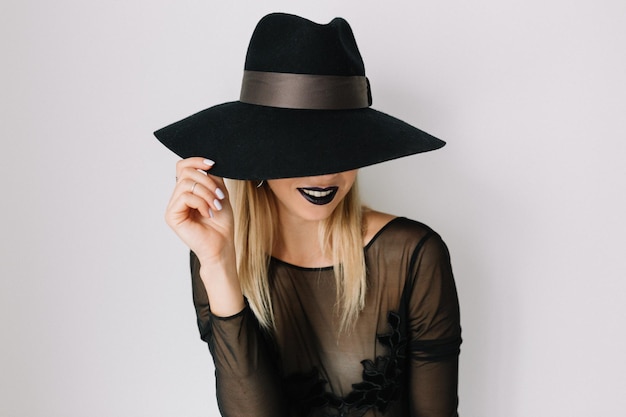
301, 209, 335, 222
297, 203, 340, 222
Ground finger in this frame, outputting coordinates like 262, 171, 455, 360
168, 178, 201, 209
177, 168, 228, 203
171, 175, 227, 211
183, 180, 225, 213
166, 191, 213, 224
176, 157, 215, 181
177, 166, 227, 202
207, 174, 228, 200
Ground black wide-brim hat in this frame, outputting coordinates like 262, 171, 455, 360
154, 13, 445, 180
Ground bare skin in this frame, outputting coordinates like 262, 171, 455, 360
166, 157, 243, 317
165, 157, 395, 316
267, 171, 357, 268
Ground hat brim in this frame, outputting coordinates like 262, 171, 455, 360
154, 102, 445, 180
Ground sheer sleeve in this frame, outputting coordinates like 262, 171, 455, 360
190, 252, 287, 417
406, 233, 462, 417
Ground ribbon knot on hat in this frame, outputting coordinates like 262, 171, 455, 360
154, 12, 445, 180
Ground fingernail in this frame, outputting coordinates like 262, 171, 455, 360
209, 208, 214, 218
214, 199, 223, 211
215, 188, 225, 200
203, 159, 215, 166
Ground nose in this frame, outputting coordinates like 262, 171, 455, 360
302, 172, 342, 187
312, 173, 339, 182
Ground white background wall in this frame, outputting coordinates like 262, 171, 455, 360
2, 1, 625, 416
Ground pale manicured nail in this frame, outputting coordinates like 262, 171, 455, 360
209, 208, 214, 218
214, 199, 223, 211
203, 159, 215, 166
215, 188, 225, 200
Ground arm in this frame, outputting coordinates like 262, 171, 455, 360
191, 253, 286, 416
166, 157, 285, 416
407, 233, 462, 417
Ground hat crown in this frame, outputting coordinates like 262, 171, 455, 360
155, 13, 445, 180
244, 13, 366, 76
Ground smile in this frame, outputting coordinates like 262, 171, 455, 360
297, 187, 339, 205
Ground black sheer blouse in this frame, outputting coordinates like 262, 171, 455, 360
191, 217, 461, 417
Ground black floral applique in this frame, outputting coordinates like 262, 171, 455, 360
343, 312, 408, 414
284, 311, 408, 417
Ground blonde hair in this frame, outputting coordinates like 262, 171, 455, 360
228, 178, 367, 332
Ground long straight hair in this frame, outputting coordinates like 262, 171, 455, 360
228, 178, 367, 332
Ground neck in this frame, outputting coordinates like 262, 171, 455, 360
272, 213, 332, 268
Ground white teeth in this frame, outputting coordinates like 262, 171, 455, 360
302, 189, 333, 198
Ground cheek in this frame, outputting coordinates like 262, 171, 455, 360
267, 181, 294, 199
343, 175, 358, 196
268, 185, 303, 211
344, 171, 358, 187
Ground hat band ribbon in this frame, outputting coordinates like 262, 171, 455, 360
240, 70, 371, 110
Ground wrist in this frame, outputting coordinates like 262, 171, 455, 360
196, 245, 237, 271
197, 250, 245, 317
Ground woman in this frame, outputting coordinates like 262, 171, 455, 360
156, 13, 461, 417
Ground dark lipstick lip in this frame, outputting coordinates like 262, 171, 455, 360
297, 186, 339, 206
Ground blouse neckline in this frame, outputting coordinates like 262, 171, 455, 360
270, 217, 403, 271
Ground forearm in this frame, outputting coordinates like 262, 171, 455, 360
410, 358, 459, 417
210, 308, 286, 416
409, 233, 461, 416
190, 252, 286, 416
197, 250, 245, 317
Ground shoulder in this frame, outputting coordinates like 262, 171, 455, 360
364, 210, 441, 249
363, 212, 454, 294
363, 210, 396, 245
